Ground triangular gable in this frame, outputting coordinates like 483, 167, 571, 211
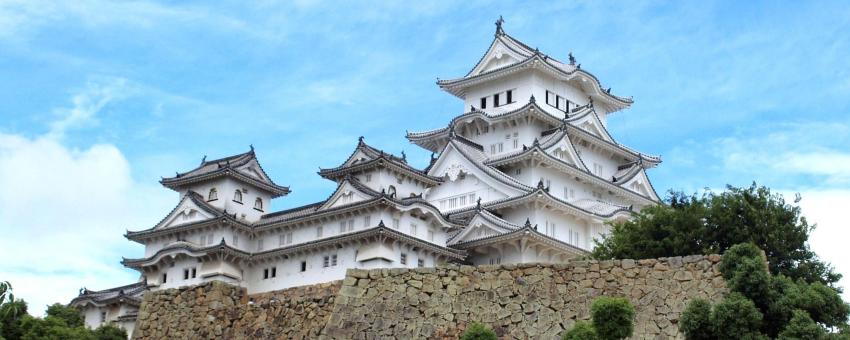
426, 142, 524, 200
342, 149, 373, 167
543, 134, 587, 170
234, 158, 269, 181
569, 111, 614, 143
618, 168, 660, 201
319, 179, 378, 210
154, 194, 218, 230
448, 212, 517, 245
468, 36, 531, 77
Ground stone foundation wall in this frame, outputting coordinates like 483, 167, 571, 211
133, 255, 726, 339
132, 281, 339, 339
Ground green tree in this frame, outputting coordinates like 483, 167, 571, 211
778, 310, 826, 340
45, 303, 85, 328
710, 293, 765, 340
0, 299, 28, 339
460, 322, 497, 340
562, 321, 598, 340
680, 299, 713, 340
593, 184, 841, 286
590, 297, 634, 340
93, 323, 128, 340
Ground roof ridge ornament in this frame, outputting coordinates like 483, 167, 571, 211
378, 220, 386, 228
476, 197, 482, 210
401, 150, 407, 162
529, 94, 536, 103
201, 155, 206, 164
524, 218, 532, 228
358, 136, 365, 145
249, 144, 254, 153
495, 15, 505, 36
568, 52, 576, 65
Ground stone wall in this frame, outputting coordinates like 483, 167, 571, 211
132, 280, 339, 339
133, 255, 726, 339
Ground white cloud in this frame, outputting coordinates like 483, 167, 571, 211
793, 189, 850, 301
48, 77, 129, 138
0, 82, 171, 317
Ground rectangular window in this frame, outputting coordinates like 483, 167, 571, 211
428, 230, 435, 242
515, 168, 521, 175
490, 144, 496, 154
191, 268, 197, 278
207, 233, 214, 245
257, 238, 264, 251
489, 257, 502, 265
498, 143, 504, 152
317, 226, 323, 238
339, 221, 347, 233
392, 218, 400, 229
323, 256, 330, 268
417, 259, 425, 267
480, 97, 487, 109
546, 90, 551, 105
348, 219, 354, 231
494, 93, 500, 107
101, 312, 106, 323
363, 215, 371, 227
469, 193, 476, 203
271, 267, 276, 278
300, 261, 307, 272
593, 163, 603, 176
263, 268, 269, 279
506, 90, 513, 103
410, 223, 418, 236
279, 233, 287, 246
400, 253, 407, 265
162, 273, 167, 283
183, 269, 189, 280
282, 232, 292, 245
331, 254, 338, 266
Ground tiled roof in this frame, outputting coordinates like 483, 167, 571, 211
319, 137, 441, 185
160, 148, 290, 197
69, 281, 147, 307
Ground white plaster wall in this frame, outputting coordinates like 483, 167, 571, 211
426, 173, 509, 209
178, 177, 273, 223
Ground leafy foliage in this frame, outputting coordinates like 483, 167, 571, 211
562, 321, 598, 340
0, 286, 127, 340
460, 322, 497, 340
777, 310, 826, 340
680, 243, 849, 339
590, 297, 634, 340
593, 184, 841, 286
680, 299, 713, 340
711, 293, 765, 340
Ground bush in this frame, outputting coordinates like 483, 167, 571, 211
778, 309, 825, 340
562, 321, 598, 340
460, 322, 497, 340
590, 297, 634, 340
680, 299, 713, 340
711, 293, 765, 340
94, 323, 128, 340
719, 243, 765, 280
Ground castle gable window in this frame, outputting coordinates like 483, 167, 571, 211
208, 188, 218, 201
254, 198, 263, 211
233, 190, 243, 203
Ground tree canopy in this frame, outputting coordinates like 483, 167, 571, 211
592, 183, 841, 286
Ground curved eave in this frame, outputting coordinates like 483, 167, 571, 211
121, 241, 250, 269
452, 226, 588, 256
438, 55, 632, 111
125, 216, 252, 243
407, 101, 564, 153
441, 139, 535, 192
255, 196, 462, 231
565, 125, 662, 166
487, 188, 634, 220
486, 146, 656, 205
70, 295, 141, 308
253, 225, 465, 261
161, 169, 291, 198
318, 158, 442, 186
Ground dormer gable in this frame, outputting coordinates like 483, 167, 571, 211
160, 147, 289, 198
153, 192, 220, 231
318, 177, 380, 210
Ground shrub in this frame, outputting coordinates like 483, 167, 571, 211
590, 297, 634, 340
94, 323, 128, 340
719, 243, 765, 281
778, 309, 825, 340
711, 293, 765, 340
562, 321, 598, 340
680, 299, 713, 340
460, 322, 497, 340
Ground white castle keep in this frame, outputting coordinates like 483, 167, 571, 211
70, 20, 661, 337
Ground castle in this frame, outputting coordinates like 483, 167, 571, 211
70, 19, 661, 337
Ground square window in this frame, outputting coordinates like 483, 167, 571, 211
417, 259, 424, 267
400, 253, 407, 265
331, 254, 338, 266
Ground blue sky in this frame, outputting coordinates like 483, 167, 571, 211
1, 1, 849, 315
